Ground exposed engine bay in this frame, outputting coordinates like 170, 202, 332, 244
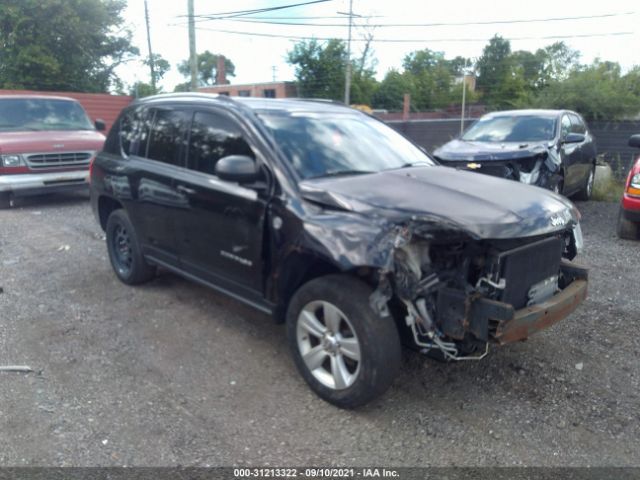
369, 222, 587, 361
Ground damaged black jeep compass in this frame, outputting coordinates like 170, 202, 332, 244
91, 94, 588, 408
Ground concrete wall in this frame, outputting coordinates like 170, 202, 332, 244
388, 118, 640, 178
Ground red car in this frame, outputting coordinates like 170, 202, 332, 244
617, 134, 640, 239
0, 95, 106, 208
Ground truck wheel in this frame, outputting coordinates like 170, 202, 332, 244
617, 206, 639, 240
0, 193, 11, 209
574, 164, 595, 201
106, 209, 155, 285
286, 274, 401, 409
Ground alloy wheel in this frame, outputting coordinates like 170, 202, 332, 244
296, 300, 361, 390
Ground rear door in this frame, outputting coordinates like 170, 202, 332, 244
174, 109, 271, 305
124, 105, 191, 265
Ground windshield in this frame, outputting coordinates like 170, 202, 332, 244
461, 115, 557, 143
0, 98, 94, 132
258, 112, 433, 179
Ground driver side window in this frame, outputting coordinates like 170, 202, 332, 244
561, 115, 572, 139
187, 111, 254, 176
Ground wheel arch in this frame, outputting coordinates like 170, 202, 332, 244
270, 250, 376, 323
98, 195, 124, 231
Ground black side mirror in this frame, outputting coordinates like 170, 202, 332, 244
629, 134, 640, 148
564, 133, 585, 144
95, 119, 106, 131
215, 155, 260, 183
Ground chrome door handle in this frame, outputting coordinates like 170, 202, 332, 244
177, 185, 196, 195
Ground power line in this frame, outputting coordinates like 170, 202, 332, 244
223, 11, 636, 28
187, 0, 332, 20
194, 26, 634, 43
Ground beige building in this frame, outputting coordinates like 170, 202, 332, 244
199, 81, 298, 99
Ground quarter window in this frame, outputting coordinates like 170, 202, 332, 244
187, 111, 254, 176
146, 109, 189, 166
118, 106, 149, 157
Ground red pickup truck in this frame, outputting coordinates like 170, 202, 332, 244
0, 95, 106, 208
617, 134, 640, 239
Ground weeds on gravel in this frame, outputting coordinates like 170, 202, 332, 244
592, 177, 625, 202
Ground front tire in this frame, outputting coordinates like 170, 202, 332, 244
106, 209, 155, 285
574, 164, 595, 201
286, 274, 401, 409
617, 206, 639, 240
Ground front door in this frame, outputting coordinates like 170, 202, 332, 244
175, 109, 270, 303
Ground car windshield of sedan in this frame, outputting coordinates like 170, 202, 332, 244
258, 112, 434, 179
0, 98, 94, 132
461, 115, 557, 143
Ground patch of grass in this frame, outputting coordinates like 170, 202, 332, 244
592, 176, 625, 202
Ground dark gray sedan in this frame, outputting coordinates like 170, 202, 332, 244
433, 109, 597, 199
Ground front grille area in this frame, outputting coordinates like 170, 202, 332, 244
438, 160, 518, 181
497, 236, 563, 309
26, 151, 93, 169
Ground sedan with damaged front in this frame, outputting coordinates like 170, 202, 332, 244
433, 109, 596, 199
91, 94, 588, 408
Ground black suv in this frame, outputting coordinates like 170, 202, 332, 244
433, 109, 597, 198
91, 94, 588, 408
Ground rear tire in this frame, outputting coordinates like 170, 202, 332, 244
574, 164, 595, 201
106, 209, 156, 285
617, 206, 639, 240
286, 274, 402, 409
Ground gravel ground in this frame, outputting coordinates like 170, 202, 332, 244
0, 192, 638, 467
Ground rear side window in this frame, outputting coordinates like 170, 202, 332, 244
569, 114, 586, 134
146, 108, 189, 166
187, 111, 254, 176
108, 106, 152, 157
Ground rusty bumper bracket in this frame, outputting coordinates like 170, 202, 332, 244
493, 261, 588, 344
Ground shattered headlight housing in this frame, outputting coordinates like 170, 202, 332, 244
1, 154, 24, 167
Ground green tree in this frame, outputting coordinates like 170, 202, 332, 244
0, 0, 137, 92
534, 60, 640, 120
371, 70, 414, 111
537, 42, 580, 87
145, 53, 171, 82
130, 54, 171, 98
177, 51, 236, 87
476, 35, 531, 109
287, 38, 347, 100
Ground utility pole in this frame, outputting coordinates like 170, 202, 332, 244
272, 66, 277, 82
343, 0, 353, 105
460, 58, 469, 135
144, 0, 156, 92
188, 0, 198, 91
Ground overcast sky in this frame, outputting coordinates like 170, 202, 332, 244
118, 0, 639, 92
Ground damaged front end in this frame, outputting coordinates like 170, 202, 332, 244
435, 144, 562, 190
370, 222, 587, 361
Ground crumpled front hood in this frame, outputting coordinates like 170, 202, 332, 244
0, 130, 105, 155
300, 166, 577, 239
433, 139, 550, 162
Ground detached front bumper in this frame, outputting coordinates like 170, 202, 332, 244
0, 170, 89, 196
